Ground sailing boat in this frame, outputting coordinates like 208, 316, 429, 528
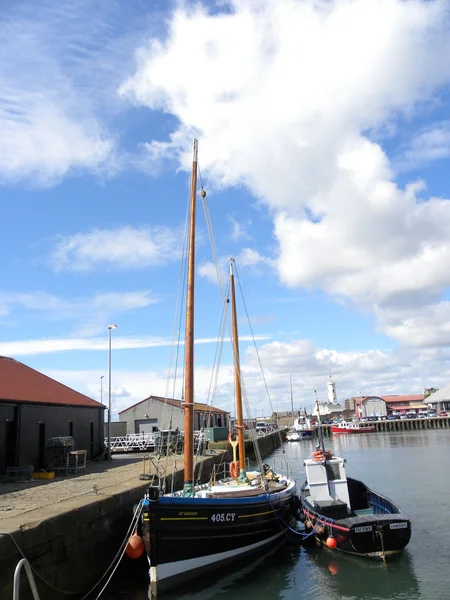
141, 140, 299, 597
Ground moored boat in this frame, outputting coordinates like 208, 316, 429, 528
293, 416, 313, 438
331, 421, 376, 434
140, 140, 299, 597
300, 450, 411, 558
286, 428, 301, 441
300, 394, 411, 559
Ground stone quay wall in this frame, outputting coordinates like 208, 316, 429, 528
0, 430, 285, 600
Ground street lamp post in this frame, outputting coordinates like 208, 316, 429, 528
107, 324, 118, 460
100, 375, 104, 404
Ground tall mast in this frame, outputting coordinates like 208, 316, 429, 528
229, 257, 246, 475
290, 375, 294, 415
183, 139, 198, 496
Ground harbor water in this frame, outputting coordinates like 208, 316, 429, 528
101, 429, 450, 600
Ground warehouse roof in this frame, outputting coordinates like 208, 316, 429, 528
0, 356, 103, 408
119, 395, 229, 415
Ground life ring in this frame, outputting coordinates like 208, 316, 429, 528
230, 461, 240, 478
312, 450, 333, 461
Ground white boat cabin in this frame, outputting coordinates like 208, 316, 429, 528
304, 456, 351, 513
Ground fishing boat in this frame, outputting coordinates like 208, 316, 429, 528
140, 140, 298, 597
331, 421, 376, 434
299, 393, 411, 559
286, 428, 302, 442
286, 377, 312, 440
293, 416, 313, 438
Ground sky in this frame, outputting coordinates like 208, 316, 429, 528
2, 0, 450, 421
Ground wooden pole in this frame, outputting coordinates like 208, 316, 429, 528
183, 139, 198, 494
229, 258, 246, 473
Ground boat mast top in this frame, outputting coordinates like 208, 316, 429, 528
182, 139, 198, 497
229, 257, 246, 476
290, 375, 294, 416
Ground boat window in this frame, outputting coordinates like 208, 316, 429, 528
325, 463, 341, 481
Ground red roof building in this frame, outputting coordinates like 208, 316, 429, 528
353, 394, 428, 417
0, 356, 103, 407
0, 357, 105, 474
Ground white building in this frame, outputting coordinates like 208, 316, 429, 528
119, 395, 230, 434
424, 386, 450, 412
313, 376, 343, 417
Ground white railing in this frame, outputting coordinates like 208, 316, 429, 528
105, 431, 208, 454
105, 433, 156, 453
13, 558, 40, 600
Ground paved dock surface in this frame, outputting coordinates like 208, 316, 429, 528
0, 453, 188, 526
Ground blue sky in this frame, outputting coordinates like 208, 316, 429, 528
2, 0, 450, 419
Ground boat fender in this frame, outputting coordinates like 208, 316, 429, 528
125, 533, 145, 559
230, 461, 240, 478
315, 525, 325, 535
326, 536, 337, 549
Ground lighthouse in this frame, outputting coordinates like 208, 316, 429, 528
327, 375, 337, 405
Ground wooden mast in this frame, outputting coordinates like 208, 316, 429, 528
183, 139, 198, 496
290, 374, 294, 415
229, 257, 246, 475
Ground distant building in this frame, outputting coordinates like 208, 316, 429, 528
423, 386, 450, 412
353, 394, 428, 418
119, 395, 230, 434
344, 397, 356, 411
0, 356, 105, 474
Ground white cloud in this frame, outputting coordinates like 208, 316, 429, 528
120, 0, 450, 345
395, 121, 450, 172
50, 225, 182, 272
0, 333, 270, 357
45, 335, 450, 418
377, 301, 450, 348
228, 215, 252, 241
0, 0, 124, 186
0, 290, 158, 337
198, 261, 224, 285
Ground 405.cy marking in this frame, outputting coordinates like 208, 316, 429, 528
211, 513, 236, 522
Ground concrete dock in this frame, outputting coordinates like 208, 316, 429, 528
0, 431, 285, 600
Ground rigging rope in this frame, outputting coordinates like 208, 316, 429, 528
234, 261, 286, 454
200, 189, 266, 474
0, 501, 144, 598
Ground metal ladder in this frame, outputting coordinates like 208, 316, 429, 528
13, 558, 40, 600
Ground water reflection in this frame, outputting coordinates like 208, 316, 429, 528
305, 547, 420, 600
162, 543, 297, 600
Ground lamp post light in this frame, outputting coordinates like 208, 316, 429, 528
107, 324, 118, 460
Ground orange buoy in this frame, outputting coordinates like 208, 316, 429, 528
326, 536, 337, 549
125, 533, 145, 559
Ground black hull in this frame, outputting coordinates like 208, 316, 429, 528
301, 478, 411, 558
142, 483, 297, 595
